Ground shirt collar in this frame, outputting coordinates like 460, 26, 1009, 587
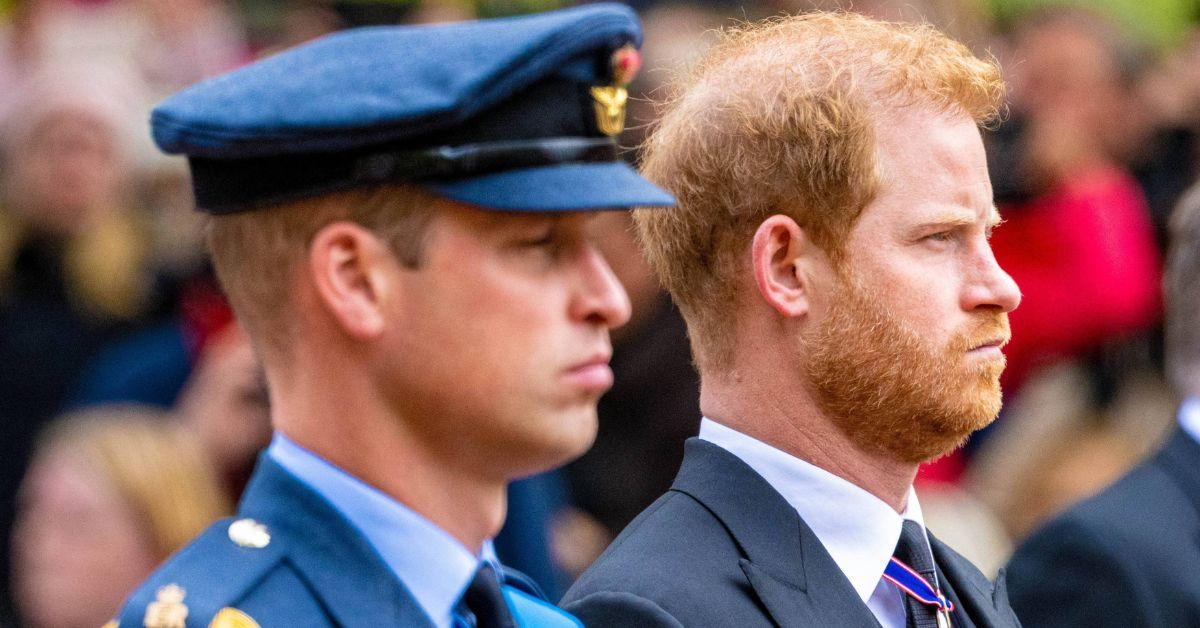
698, 417, 924, 603
1180, 397, 1200, 444
268, 433, 496, 628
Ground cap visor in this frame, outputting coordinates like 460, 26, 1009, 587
425, 161, 675, 211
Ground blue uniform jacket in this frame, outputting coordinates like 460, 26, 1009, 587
114, 456, 575, 628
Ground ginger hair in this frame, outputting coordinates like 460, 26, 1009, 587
634, 12, 1005, 371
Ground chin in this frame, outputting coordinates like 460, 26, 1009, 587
509, 407, 598, 478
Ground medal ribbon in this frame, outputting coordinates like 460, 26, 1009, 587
882, 557, 955, 613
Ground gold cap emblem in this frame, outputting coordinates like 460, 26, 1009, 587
591, 86, 628, 137
210, 607, 260, 628
227, 518, 270, 549
591, 44, 641, 137
144, 584, 188, 628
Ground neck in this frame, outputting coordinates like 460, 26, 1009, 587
268, 359, 506, 554
700, 363, 917, 513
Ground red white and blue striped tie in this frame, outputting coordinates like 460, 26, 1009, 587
886, 521, 954, 628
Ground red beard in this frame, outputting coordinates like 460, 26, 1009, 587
805, 271, 1010, 463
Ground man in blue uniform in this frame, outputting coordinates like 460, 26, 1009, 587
112, 5, 673, 627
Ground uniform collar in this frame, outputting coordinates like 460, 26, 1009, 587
268, 433, 496, 628
698, 417, 925, 604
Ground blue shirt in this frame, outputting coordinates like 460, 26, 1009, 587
268, 433, 496, 628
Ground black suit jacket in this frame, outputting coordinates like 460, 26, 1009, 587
1006, 426, 1200, 627
562, 438, 1022, 627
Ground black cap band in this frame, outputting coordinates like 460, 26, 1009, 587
190, 136, 619, 214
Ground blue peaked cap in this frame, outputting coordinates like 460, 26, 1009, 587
151, 4, 675, 213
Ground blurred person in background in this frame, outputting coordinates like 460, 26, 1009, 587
565, 13, 1021, 627
0, 58, 154, 623
954, 4, 1176, 542
171, 323, 271, 496
554, 4, 723, 572
1003, 181, 1200, 626
11, 405, 230, 628
0, 0, 248, 101
986, 7, 1161, 396
557, 209, 700, 575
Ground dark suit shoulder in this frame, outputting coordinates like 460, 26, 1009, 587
1005, 457, 1199, 627
563, 491, 768, 627
115, 517, 323, 628
566, 591, 685, 627
1006, 513, 1157, 627
1062, 459, 1195, 537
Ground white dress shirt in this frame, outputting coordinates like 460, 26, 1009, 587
1180, 396, 1200, 444
269, 433, 497, 628
700, 417, 929, 628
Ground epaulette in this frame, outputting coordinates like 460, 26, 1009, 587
114, 517, 284, 628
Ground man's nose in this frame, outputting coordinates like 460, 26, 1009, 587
571, 245, 633, 329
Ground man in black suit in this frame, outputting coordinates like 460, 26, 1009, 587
562, 12, 1025, 628
1004, 187, 1200, 626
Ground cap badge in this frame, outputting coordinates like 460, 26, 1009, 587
228, 518, 271, 548
591, 44, 641, 137
144, 584, 188, 628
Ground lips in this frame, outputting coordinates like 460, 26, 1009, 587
563, 352, 615, 392
969, 336, 1009, 352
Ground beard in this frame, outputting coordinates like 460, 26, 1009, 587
804, 272, 1010, 464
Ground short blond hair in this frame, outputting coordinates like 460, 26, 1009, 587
635, 12, 1004, 371
207, 184, 437, 360
37, 406, 231, 561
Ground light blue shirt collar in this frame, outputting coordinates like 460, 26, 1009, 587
1180, 397, 1200, 444
268, 433, 497, 628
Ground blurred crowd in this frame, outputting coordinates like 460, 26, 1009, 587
0, 0, 1196, 625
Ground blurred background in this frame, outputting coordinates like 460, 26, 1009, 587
0, 0, 1194, 625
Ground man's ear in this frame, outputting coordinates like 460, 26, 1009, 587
751, 215, 817, 318
307, 221, 395, 340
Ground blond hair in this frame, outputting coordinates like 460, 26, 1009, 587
38, 406, 231, 561
206, 184, 437, 361
634, 12, 1005, 371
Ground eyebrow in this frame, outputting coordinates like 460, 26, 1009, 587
912, 206, 1002, 232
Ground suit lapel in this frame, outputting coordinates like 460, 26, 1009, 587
670, 439, 881, 627
239, 457, 437, 628
929, 534, 1018, 628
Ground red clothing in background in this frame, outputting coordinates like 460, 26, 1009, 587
991, 166, 1161, 394
919, 166, 1161, 485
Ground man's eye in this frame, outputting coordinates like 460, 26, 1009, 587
926, 231, 954, 242
519, 232, 555, 247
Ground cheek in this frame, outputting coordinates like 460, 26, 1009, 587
856, 263, 960, 340
399, 276, 568, 396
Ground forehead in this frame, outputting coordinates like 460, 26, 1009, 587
858, 105, 993, 229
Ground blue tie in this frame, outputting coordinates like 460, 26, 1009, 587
454, 564, 516, 628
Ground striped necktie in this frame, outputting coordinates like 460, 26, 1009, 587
888, 520, 952, 628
